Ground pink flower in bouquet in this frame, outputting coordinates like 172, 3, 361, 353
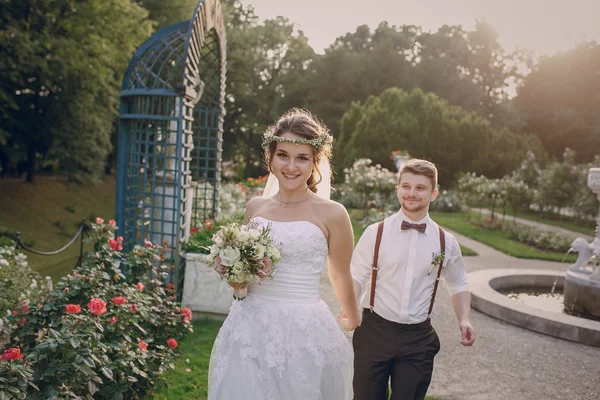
144, 238, 153, 248
1, 348, 24, 361
258, 257, 273, 278
167, 338, 178, 349
88, 298, 107, 316
214, 256, 227, 278
96, 218, 104, 225
129, 304, 138, 313
109, 220, 117, 227
109, 316, 118, 324
136, 282, 145, 291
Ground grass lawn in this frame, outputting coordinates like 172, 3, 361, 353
431, 211, 577, 263
350, 210, 478, 256
480, 207, 596, 236
149, 319, 223, 399
0, 176, 117, 281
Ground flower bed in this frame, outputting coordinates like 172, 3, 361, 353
469, 217, 573, 253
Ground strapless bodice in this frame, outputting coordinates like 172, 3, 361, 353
247, 217, 328, 304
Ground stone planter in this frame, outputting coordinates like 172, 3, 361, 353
181, 252, 233, 319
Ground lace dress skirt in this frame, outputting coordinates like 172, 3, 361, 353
207, 275, 353, 400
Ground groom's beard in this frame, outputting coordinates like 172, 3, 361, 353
400, 199, 428, 213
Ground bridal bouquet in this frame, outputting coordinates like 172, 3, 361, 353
202, 222, 282, 300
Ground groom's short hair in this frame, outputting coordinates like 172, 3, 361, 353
398, 159, 438, 190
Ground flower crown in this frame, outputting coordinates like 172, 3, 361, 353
262, 131, 333, 150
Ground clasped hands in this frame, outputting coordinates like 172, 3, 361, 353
337, 308, 362, 331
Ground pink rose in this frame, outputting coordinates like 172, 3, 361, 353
96, 217, 104, 225
1, 348, 24, 361
167, 338, 178, 349
108, 239, 122, 251
138, 341, 148, 352
258, 257, 273, 278
65, 304, 82, 314
181, 308, 192, 323
112, 296, 127, 305
88, 298, 107, 316
136, 282, 145, 291
214, 256, 227, 278
109, 220, 116, 227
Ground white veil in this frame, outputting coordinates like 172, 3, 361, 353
262, 159, 331, 200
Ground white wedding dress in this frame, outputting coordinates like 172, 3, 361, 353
208, 216, 353, 400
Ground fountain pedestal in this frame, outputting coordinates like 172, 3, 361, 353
565, 167, 600, 320
564, 269, 600, 321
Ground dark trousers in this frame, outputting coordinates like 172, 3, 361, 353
353, 309, 441, 400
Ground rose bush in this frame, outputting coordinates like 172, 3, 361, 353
0, 245, 52, 341
1, 219, 193, 399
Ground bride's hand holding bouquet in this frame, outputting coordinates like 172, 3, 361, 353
203, 222, 281, 300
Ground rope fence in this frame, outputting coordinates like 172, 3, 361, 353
14, 219, 88, 267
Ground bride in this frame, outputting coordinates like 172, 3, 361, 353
208, 108, 361, 400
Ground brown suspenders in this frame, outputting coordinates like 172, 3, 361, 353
369, 221, 446, 319
369, 221, 385, 311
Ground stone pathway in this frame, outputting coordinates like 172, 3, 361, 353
320, 229, 600, 400
473, 208, 595, 241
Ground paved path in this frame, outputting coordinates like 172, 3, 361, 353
473, 208, 595, 241
320, 229, 600, 400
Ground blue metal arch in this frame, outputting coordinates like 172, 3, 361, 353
116, 0, 226, 297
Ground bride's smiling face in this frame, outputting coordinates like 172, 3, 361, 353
270, 132, 315, 191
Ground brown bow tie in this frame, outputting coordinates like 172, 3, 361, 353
401, 220, 426, 233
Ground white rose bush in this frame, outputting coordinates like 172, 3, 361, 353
201, 222, 282, 300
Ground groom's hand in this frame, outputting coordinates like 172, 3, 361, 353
459, 320, 475, 346
338, 308, 361, 331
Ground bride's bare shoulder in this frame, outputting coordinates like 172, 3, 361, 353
246, 196, 268, 212
313, 197, 349, 221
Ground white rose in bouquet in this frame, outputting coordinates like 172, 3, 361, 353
214, 233, 225, 246
268, 245, 281, 262
253, 243, 266, 259
236, 227, 250, 242
249, 229, 260, 240
232, 260, 244, 275
219, 246, 241, 266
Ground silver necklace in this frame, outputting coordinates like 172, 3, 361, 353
276, 192, 309, 208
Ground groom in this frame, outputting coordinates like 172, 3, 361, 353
344, 159, 475, 400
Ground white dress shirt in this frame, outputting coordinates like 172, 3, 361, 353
351, 210, 469, 324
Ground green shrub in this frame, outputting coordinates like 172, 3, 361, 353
0, 247, 52, 338
429, 190, 465, 213
3, 219, 193, 399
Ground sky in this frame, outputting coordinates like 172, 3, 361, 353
244, 0, 600, 56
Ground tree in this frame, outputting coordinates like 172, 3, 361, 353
416, 19, 520, 128
220, 1, 316, 177
305, 23, 419, 134
516, 41, 600, 161
0, 0, 152, 182
338, 87, 543, 185
135, 0, 198, 29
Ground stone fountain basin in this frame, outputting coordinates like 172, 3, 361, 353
469, 269, 600, 347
